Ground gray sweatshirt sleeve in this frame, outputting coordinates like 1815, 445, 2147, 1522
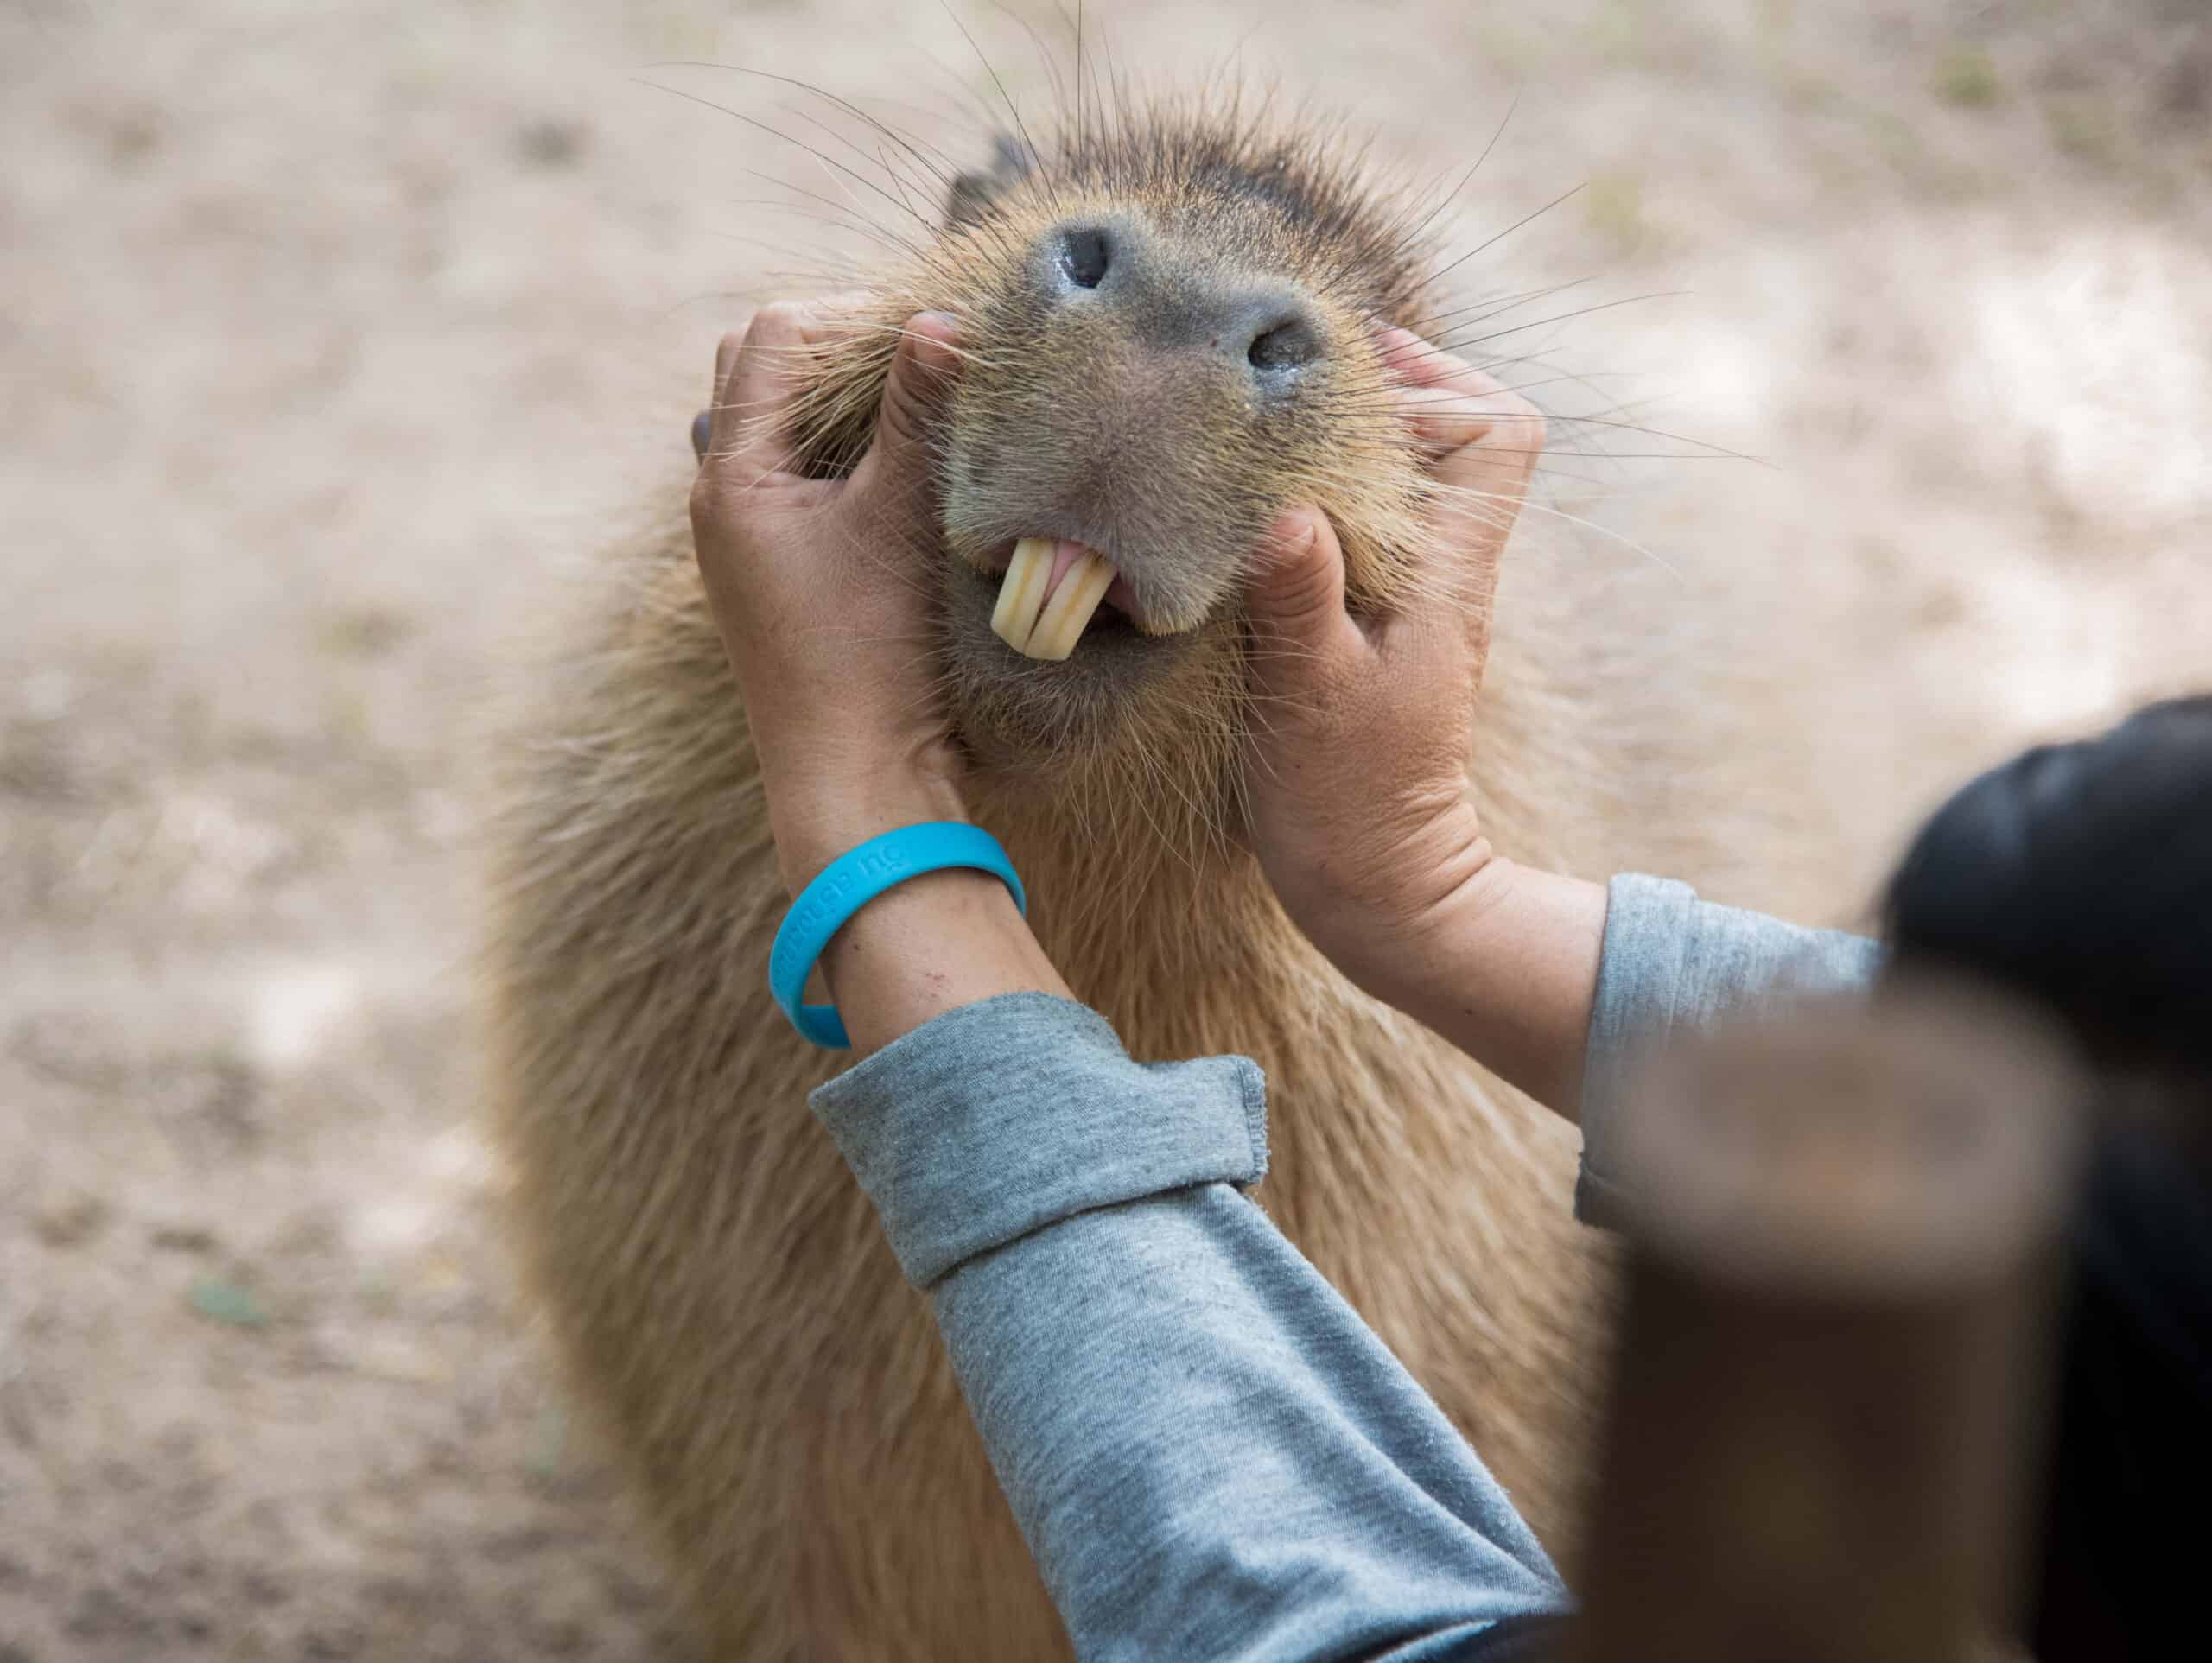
1575, 873, 1884, 1227
810, 992, 1567, 1663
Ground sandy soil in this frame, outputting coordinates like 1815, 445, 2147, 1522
3, 1, 2206, 1657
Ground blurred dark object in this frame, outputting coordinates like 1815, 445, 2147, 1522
1883, 692, 2212, 1663
1884, 694, 2212, 1110
2028, 1118, 2212, 1663
515, 115, 589, 170
1571, 984, 2083, 1663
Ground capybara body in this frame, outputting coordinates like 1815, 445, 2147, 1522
484, 97, 1746, 1659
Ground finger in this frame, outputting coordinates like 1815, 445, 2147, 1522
1378, 328, 1547, 489
696, 322, 752, 460
842, 313, 963, 524
704, 302, 816, 481
710, 319, 750, 411
1242, 507, 1373, 714
1371, 531, 1501, 686
705, 291, 879, 481
1374, 330, 1539, 655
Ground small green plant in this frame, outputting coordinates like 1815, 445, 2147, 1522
1584, 171, 1648, 255
526, 1403, 569, 1480
2046, 95, 2120, 168
188, 1277, 269, 1329
317, 605, 411, 659
1934, 50, 2004, 110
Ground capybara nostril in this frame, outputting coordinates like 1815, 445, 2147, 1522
1246, 314, 1324, 375
1056, 225, 1113, 291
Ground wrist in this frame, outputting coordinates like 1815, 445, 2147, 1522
806, 854, 1069, 1057
1282, 799, 1500, 991
1375, 847, 1522, 1004
766, 755, 971, 894
819, 866, 1063, 1051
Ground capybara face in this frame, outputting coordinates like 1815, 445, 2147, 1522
787, 106, 1440, 775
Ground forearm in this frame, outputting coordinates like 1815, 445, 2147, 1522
1367, 854, 1609, 1122
811, 996, 1567, 1661
1355, 854, 1892, 1182
935, 1187, 1565, 1660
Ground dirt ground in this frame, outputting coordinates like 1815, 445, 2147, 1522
3, 1, 2206, 1658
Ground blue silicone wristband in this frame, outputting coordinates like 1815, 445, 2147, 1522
769, 822, 1027, 1050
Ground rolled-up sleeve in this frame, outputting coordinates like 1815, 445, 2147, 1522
1575, 875, 1883, 1227
811, 992, 1567, 1662
813, 993, 1268, 1287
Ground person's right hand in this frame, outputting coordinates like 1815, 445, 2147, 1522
1240, 331, 1548, 1018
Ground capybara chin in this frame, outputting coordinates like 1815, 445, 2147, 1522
487, 97, 1626, 1660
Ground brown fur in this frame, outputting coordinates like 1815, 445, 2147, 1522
484, 98, 1656, 1660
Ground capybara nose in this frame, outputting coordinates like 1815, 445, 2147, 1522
1035, 216, 1327, 387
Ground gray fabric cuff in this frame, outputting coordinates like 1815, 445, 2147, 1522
1575, 874, 1883, 1230
810, 992, 1269, 1288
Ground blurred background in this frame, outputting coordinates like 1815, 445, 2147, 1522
2, 1, 2205, 1657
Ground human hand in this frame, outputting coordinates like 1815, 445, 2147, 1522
690, 297, 967, 892
1240, 331, 1546, 1011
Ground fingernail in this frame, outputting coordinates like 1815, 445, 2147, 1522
1376, 326, 1427, 367
904, 313, 963, 378
911, 310, 960, 344
1268, 511, 1319, 562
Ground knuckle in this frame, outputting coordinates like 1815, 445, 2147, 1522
874, 381, 922, 450
1493, 384, 1541, 422
1449, 359, 1500, 396
1282, 562, 1337, 618
712, 330, 746, 396
1260, 560, 1338, 633
1433, 355, 1490, 399
690, 456, 751, 514
1433, 349, 1479, 385
747, 299, 810, 345
1500, 402, 1546, 456
687, 471, 722, 530
1397, 339, 1464, 386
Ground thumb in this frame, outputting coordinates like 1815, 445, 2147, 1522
848, 312, 962, 511
1243, 508, 1370, 705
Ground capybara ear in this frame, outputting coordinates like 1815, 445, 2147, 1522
944, 132, 1033, 229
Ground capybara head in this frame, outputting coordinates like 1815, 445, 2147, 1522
784, 100, 1448, 795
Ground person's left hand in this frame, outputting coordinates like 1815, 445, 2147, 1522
690, 296, 969, 892
1236, 332, 1544, 1008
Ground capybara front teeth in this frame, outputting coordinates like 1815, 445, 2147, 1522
991, 536, 1117, 660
